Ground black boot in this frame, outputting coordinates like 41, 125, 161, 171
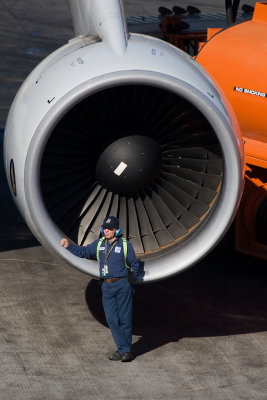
108, 351, 122, 361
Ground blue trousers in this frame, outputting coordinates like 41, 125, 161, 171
102, 277, 134, 354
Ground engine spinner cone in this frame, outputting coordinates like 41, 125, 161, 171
96, 135, 161, 194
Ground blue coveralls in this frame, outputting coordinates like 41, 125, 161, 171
67, 237, 139, 354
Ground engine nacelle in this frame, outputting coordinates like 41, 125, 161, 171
4, 2, 244, 281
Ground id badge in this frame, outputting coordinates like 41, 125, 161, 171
101, 264, 108, 276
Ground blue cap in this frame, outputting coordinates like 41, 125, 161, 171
102, 216, 119, 230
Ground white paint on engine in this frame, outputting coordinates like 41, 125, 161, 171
114, 161, 127, 176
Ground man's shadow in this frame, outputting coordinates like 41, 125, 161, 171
85, 247, 267, 357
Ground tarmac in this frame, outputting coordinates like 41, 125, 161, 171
1, 1, 267, 399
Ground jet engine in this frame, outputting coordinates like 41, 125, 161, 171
4, 0, 244, 281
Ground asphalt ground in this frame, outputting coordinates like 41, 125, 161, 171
125, 0, 255, 15
1, 1, 266, 399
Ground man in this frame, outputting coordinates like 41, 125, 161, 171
60, 216, 139, 362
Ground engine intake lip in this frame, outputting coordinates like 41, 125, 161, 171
24, 70, 243, 281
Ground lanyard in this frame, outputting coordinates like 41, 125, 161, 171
104, 239, 117, 264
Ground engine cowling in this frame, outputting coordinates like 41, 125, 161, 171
4, 29, 244, 281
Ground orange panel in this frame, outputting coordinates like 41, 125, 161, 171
235, 165, 267, 259
206, 28, 222, 41
196, 3, 267, 259
196, 2, 267, 168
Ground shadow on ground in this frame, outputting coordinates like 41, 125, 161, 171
85, 247, 267, 357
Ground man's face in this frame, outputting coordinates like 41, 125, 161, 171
103, 227, 117, 240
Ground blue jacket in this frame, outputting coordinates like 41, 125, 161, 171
67, 237, 139, 280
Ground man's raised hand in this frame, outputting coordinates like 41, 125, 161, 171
61, 238, 69, 248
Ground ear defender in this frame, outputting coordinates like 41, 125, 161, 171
100, 226, 121, 236
115, 228, 121, 237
